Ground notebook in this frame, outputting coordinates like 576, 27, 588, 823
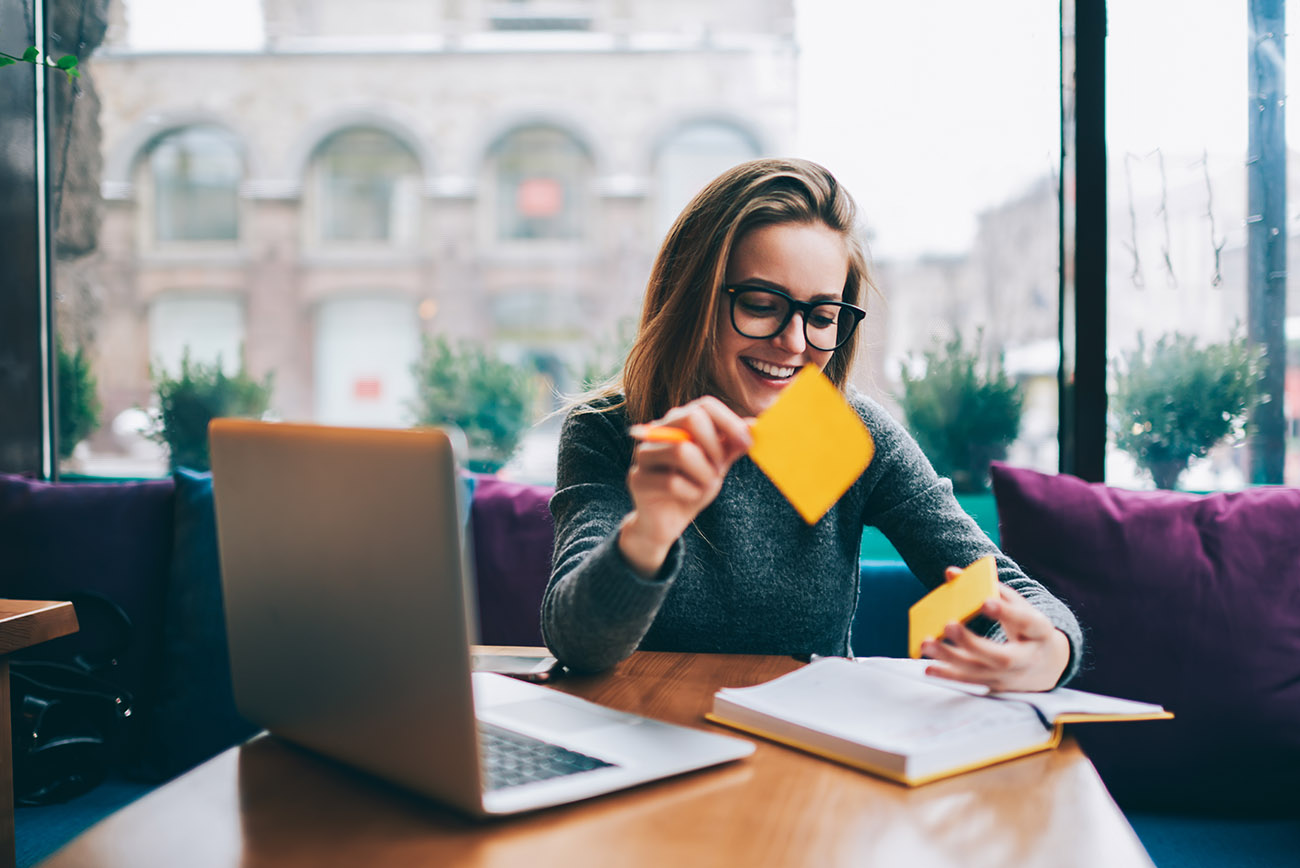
208, 418, 753, 817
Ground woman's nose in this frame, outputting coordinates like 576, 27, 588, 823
771, 311, 807, 353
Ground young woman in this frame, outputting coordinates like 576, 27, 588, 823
542, 158, 1079, 691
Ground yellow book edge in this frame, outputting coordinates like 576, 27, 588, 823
704, 712, 1064, 788
1054, 711, 1174, 724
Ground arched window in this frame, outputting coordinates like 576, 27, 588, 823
148, 127, 242, 242
654, 121, 760, 238
310, 129, 421, 244
490, 125, 592, 241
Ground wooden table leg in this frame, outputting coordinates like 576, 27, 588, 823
1, 657, 16, 868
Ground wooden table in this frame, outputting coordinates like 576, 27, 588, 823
0, 601, 80, 868
38, 651, 1153, 868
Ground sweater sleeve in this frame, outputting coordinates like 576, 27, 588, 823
541, 404, 684, 673
856, 397, 1084, 686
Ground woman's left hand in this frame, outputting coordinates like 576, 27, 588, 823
919, 575, 1071, 692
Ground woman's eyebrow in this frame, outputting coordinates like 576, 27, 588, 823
731, 277, 843, 302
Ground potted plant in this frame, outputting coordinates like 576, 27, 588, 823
56, 341, 102, 460
409, 336, 534, 473
900, 331, 1023, 493
1111, 331, 1262, 490
150, 351, 273, 471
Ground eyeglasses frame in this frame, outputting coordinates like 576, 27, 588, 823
724, 285, 866, 352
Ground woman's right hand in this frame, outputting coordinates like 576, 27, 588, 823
618, 396, 753, 578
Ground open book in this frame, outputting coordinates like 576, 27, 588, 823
706, 657, 1172, 787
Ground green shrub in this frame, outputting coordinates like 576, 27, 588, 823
409, 336, 534, 473
1112, 331, 1262, 489
900, 331, 1023, 493
151, 351, 273, 471
56, 342, 102, 459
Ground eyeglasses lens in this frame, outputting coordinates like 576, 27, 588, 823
732, 289, 852, 351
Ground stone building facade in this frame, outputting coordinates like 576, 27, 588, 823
66, 0, 795, 459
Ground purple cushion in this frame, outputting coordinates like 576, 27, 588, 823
990, 462, 1300, 813
469, 476, 555, 646
0, 473, 175, 763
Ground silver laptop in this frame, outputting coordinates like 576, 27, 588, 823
207, 418, 753, 817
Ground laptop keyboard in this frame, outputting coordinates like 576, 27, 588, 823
478, 721, 616, 790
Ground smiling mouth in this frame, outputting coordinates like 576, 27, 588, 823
744, 358, 798, 381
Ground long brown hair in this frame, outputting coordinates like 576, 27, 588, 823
589, 158, 872, 424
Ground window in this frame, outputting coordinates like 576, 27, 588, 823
488, 0, 594, 31
148, 295, 245, 376
800, 1, 1061, 486
489, 125, 591, 241
147, 126, 242, 243
310, 128, 421, 245
1105, 0, 1295, 489
314, 297, 420, 427
654, 121, 760, 238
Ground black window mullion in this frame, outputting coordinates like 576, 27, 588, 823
1060, 0, 1107, 482
0, 0, 51, 477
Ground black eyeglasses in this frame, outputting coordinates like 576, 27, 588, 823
725, 286, 865, 352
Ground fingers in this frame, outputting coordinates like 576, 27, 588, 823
921, 622, 1013, 671
649, 397, 752, 468
631, 435, 719, 492
624, 398, 751, 545
920, 611, 1070, 692
944, 566, 962, 583
920, 621, 1024, 690
982, 585, 1055, 642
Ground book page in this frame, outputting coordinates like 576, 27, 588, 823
993, 686, 1167, 719
716, 659, 1046, 756
853, 656, 1167, 720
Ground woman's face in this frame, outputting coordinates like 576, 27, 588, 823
709, 221, 850, 418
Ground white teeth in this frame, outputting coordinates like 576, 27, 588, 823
747, 359, 796, 379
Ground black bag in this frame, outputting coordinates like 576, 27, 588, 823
9, 593, 134, 806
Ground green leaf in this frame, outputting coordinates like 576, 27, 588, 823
21, 46, 39, 62
55, 54, 78, 70
63, 67, 80, 82
0, 57, 16, 68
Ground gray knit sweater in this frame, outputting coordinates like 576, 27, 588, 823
542, 393, 1083, 682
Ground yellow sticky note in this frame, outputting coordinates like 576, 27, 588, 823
748, 364, 874, 524
908, 555, 999, 659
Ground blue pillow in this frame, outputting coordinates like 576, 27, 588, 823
152, 468, 257, 777
851, 560, 927, 658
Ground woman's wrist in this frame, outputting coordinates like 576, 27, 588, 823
617, 512, 675, 580
1047, 627, 1072, 686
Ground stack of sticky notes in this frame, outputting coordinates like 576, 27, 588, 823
907, 555, 999, 659
748, 364, 874, 524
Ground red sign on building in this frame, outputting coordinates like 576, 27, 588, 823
353, 377, 383, 400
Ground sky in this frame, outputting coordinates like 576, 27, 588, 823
123, 0, 1277, 257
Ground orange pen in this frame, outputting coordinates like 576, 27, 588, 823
627, 424, 691, 443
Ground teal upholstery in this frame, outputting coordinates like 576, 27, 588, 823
850, 560, 926, 658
